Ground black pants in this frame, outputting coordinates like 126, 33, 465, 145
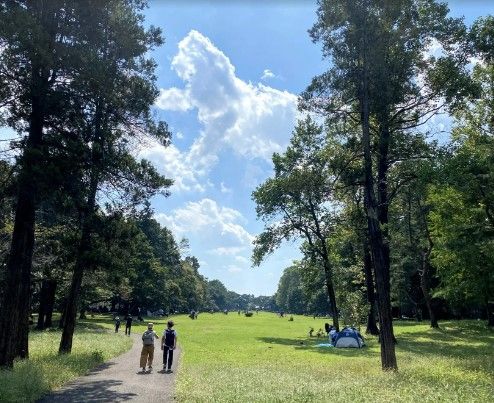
163, 347, 174, 369
125, 325, 131, 335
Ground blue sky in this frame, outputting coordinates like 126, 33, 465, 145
141, 0, 326, 296
1, 1, 493, 296
141, 1, 494, 296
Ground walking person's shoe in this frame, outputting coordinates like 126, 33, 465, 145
148, 366, 153, 372
141, 367, 146, 373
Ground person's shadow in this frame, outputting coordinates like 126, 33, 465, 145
136, 370, 152, 375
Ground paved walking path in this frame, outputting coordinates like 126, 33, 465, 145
38, 334, 180, 402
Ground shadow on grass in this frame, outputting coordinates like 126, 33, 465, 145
397, 329, 493, 358
37, 379, 137, 402
257, 336, 379, 357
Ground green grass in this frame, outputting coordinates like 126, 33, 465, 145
85, 312, 494, 402
0, 325, 132, 402
12, 314, 490, 402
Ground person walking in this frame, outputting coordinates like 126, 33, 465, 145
125, 314, 133, 336
140, 323, 159, 372
114, 316, 121, 333
161, 320, 177, 373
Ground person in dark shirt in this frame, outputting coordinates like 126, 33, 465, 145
161, 320, 177, 373
125, 315, 133, 336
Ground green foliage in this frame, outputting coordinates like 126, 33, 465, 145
252, 117, 337, 266
274, 264, 306, 314
425, 16, 494, 316
428, 186, 494, 306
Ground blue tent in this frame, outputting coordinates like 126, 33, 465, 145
333, 327, 364, 348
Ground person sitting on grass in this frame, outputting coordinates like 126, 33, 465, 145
316, 328, 324, 338
328, 326, 338, 344
308, 327, 314, 337
140, 323, 159, 372
161, 320, 177, 373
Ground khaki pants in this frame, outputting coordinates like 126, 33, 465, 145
140, 345, 154, 368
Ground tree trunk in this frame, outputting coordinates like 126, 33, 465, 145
58, 298, 66, 329
487, 301, 494, 327
420, 254, 438, 328
36, 280, 49, 330
418, 199, 439, 329
59, 172, 99, 354
322, 259, 339, 331
44, 280, 57, 328
363, 239, 379, 335
0, 66, 47, 367
360, 73, 397, 370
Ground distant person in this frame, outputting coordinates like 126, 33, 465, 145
115, 317, 121, 333
161, 320, 177, 373
329, 326, 338, 344
308, 327, 314, 337
316, 328, 324, 338
140, 323, 159, 372
125, 315, 133, 336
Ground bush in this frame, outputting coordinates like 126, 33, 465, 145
245, 312, 253, 317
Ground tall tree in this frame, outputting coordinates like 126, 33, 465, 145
253, 117, 357, 331
0, 0, 84, 367
426, 16, 494, 327
59, 0, 171, 354
304, 0, 472, 371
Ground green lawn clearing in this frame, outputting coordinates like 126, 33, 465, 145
0, 325, 132, 402
85, 312, 494, 402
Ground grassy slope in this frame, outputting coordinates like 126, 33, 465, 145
0, 325, 132, 402
92, 313, 494, 403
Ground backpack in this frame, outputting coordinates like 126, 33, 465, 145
142, 330, 155, 345
164, 329, 176, 347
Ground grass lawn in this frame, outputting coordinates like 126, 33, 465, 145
85, 313, 494, 402
0, 324, 132, 402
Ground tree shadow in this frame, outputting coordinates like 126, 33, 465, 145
85, 362, 115, 375
37, 380, 137, 402
397, 329, 493, 358
257, 336, 379, 357
391, 323, 493, 378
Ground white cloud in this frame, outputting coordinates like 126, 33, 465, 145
261, 69, 275, 80
139, 143, 209, 193
234, 255, 250, 264
176, 131, 185, 140
155, 198, 254, 246
155, 87, 192, 111
220, 182, 232, 194
227, 265, 243, 273
151, 30, 299, 192
209, 246, 245, 256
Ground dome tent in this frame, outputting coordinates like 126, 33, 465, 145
333, 327, 365, 348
